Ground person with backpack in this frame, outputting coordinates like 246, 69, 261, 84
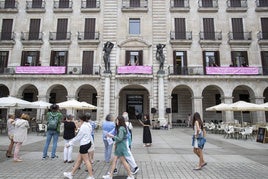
42, 104, 63, 160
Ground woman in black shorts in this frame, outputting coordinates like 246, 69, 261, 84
63, 114, 94, 179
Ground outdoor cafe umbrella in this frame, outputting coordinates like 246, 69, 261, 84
57, 99, 97, 113
31, 100, 52, 122
206, 101, 264, 126
0, 96, 39, 108
80, 101, 97, 110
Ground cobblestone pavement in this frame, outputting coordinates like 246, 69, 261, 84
0, 127, 268, 179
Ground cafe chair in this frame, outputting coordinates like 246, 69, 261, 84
37, 124, 47, 136
224, 125, 234, 139
239, 127, 253, 140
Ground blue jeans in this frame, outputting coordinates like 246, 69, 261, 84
42, 130, 59, 158
103, 139, 113, 163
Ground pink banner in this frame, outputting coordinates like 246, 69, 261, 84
16, 66, 66, 74
206, 67, 259, 75
118, 66, 152, 74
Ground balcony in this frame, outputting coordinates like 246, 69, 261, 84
26, 0, 46, 13
81, 0, 100, 12
170, 31, 192, 46
0, 1, 18, 13
198, 0, 218, 12
67, 65, 101, 75
170, 0, 190, 12
257, 31, 268, 46
77, 32, 100, 46
21, 32, 43, 46
226, 0, 247, 12
0, 32, 15, 46
228, 32, 252, 46
49, 32, 71, 46
199, 31, 222, 47
121, 0, 148, 12
255, 0, 268, 12
53, 0, 73, 13
206, 66, 260, 75
169, 66, 204, 75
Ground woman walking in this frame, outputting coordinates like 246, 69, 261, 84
103, 116, 134, 179
192, 112, 207, 170
63, 114, 94, 179
139, 114, 152, 147
63, 114, 76, 163
13, 113, 30, 162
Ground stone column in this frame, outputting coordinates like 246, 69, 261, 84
223, 97, 233, 123
103, 73, 111, 119
157, 73, 165, 125
37, 95, 50, 123
254, 96, 266, 124
192, 96, 203, 119
167, 95, 172, 129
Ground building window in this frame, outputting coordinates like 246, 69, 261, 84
56, 18, 68, 40
126, 51, 143, 66
261, 51, 268, 75
231, 51, 248, 67
203, 51, 220, 67
82, 51, 94, 74
174, 0, 185, 7
0, 51, 9, 73
201, 0, 213, 7
173, 51, 187, 75
261, 18, 268, 40
1, 19, 13, 40
50, 51, 68, 66
174, 18, 186, 39
231, 18, 244, 40
129, 18, 140, 35
29, 19, 41, 40
203, 18, 215, 40
4, 0, 16, 8
21, 51, 40, 66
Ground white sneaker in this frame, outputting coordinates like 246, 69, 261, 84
86, 176, 95, 179
127, 176, 135, 179
102, 174, 112, 179
63, 172, 73, 179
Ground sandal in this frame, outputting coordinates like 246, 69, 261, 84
193, 166, 202, 170
201, 162, 207, 167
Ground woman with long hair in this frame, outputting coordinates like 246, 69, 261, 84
139, 114, 152, 147
192, 112, 207, 170
103, 115, 134, 179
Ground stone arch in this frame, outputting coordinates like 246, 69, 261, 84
0, 84, 10, 97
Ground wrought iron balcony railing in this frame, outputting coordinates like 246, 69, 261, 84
170, 31, 192, 40
227, 0, 247, 8
21, 32, 43, 41
26, 0, 46, 9
0, 0, 18, 9
77, 32, 99, 40
49, 32, 71, 40
198, 0, 218, 8
81, 0, 100, 8
53, 0, 73, 9
0, 32, 15, 41
257, 31, 268, 40
170, 0, 190, 8
122, 0, 148, 9
228, 32, 252, 40
199, 32, 222, 40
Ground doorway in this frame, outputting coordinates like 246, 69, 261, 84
126, 95, 143, 120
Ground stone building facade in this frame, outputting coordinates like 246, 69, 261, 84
0, 0, 268, 125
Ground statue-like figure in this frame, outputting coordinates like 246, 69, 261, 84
103, 41, 114, 73
156, 44, 166, 71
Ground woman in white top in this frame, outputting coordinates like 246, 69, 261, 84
63, 114, 94, 179
192, 112, 207, 170
13, 113, 30, 162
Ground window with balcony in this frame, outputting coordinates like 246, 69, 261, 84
174, 0, 186, 7
229, 0, 242, 7
258, 0, 268, 7
261, 51, 268, 75
84, 18, 95, 39
200, 0, 213, 7
82, 0, 97, 8
56, 18, 68, 40
59, 0, 70, 8
82, 51, 94, 74
231, 18, 244, 40
203, 51, 220, 67
129, 18, 140, 35
261, 18, 268, 40
126, 51, 143, 66
174, 18, 186, 39
1, 19, 13, 40
130, 0, 140, 7
50, 51, 68, 66
28, 19, 41, 40
21, 51, 40, 66
231, 51, 248, 67
173, 51, 187, 75
0, 51, 8, 73
4, 0, 16, 8
202, 18, 215, 40
31, 0, 43, 8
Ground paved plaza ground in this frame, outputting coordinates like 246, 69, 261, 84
0, 127, 268, 179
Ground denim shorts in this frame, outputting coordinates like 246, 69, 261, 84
79, 142, 91, 154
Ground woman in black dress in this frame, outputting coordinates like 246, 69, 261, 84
139, 114, 152, 147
